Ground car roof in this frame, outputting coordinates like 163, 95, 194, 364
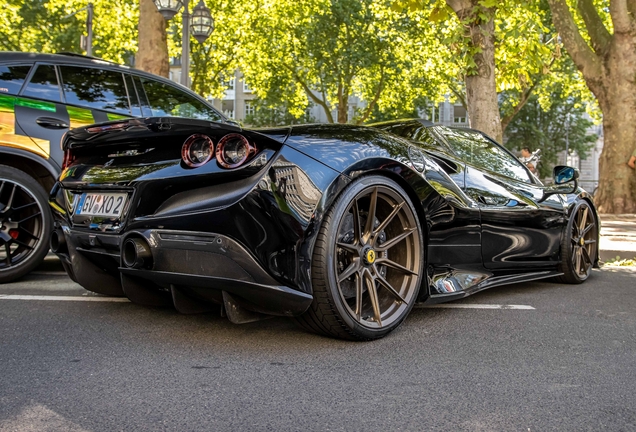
1, 51, 128, 68
0, 51, 188, 90
1, 51, 227, 121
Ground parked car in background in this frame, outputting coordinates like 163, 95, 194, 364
0, 52, 227, 283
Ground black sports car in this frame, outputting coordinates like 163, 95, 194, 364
49, 117, 599, 340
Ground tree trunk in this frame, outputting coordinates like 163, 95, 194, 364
447, 1, 503, 142
136, 0, 169, 77
593, 33, 636, 214
337, 84, 349, 123
548, 0, 636, 214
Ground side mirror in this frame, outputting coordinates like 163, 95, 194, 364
538, 165, 579, 202
553, 165, 579, 184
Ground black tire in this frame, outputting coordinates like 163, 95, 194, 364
0, 165, 53, 283
555, 200, 598, 284
296, 175, 424, 340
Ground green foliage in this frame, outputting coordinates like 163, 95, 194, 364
239, 0, 450, 123
0, 0, 138, 65
503, 85, 597, 179
604, 256, 636, 267
391, 0, 591, 135
165, 0, 246, 99
0, 0, 597, 137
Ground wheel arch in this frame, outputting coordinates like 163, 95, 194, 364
0, 148, 60, 193
301, 157, 436, 284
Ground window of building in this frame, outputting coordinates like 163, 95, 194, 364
453, 105, 467, 124
22, 65, 61, 102
59, 66, 131, 114
0, 65, 32, 95
244, 101, 255, 117
243, 80, 252, 93
222, 77, 235, 90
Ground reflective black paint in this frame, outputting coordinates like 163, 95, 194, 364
51, 117, 600, 317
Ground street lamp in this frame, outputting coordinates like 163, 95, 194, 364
153, 0, 214, 88
63, 2, 94, 56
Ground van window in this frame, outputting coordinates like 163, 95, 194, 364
0, 65, 32, 95
22, 65, 61, 102
59, 66, 131, 115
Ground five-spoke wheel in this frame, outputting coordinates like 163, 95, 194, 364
297, 176, 423, 340
0, 165, 52, 283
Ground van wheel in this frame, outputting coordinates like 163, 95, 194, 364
0, 165, 52, 283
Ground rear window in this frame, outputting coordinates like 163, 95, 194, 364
140, 78, 223, 121
0, 65, 32, 95
59, 66, 131, 115
22, 64, 61, 102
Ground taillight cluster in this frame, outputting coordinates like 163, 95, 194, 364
181, 134, 214, 168
181, 133, 257, 169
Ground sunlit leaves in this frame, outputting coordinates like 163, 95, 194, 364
0, 0, 138, 64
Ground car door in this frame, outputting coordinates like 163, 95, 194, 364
13, 63, 69, 168
0, 63, 49, 158
437, 127, 565, 270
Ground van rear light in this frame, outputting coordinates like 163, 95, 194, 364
216, 133, 256, 169
181, 134, 214, 168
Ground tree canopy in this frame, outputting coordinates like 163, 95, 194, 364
238, 0, 456, 124
1, 0, 138, 64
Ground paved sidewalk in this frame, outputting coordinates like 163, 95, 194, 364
599, 214, 636, 261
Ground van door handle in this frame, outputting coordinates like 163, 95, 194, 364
36, 117, 69, 129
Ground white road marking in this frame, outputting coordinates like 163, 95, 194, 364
416, 304, 535, 310
30, 272, 68, 276
0, 295, 534, 310
0, 295, 130, 302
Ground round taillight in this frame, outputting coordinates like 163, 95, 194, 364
216, 133, 255, 168
182, 134, 214, 167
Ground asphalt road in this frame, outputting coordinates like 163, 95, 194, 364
1, 257, 635, 431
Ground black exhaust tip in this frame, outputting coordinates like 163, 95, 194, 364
50, 229, 67, 254
122, 237, 153, 269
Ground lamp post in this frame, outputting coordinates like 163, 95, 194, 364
64, 2, 94, 56
565, 112, 570, 166
152, 0, 214, 88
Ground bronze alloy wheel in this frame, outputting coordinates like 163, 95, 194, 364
556, 200, 598, 284
569, 202, 597, 279
0, 165, 52, 283
296, 175, 424, 340
333, 184, 421, 329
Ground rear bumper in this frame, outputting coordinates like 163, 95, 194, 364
52, 225, 313, 317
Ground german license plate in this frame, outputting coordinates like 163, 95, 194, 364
76, 192, 127, 217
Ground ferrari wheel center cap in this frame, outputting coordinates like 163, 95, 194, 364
579, 238, 585, 246
362, 247, 377, 265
